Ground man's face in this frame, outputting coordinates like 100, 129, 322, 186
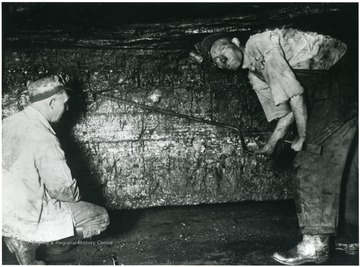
50, 92, 69, 123
210, 39, 243, 71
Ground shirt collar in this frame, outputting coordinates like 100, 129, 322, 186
23, 106, 56, 135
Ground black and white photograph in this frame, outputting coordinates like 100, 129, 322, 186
2, 1, 359, 265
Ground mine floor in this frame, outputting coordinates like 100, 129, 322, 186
2, 200, 359, 265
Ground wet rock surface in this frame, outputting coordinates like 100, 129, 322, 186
2, 200, 358, 265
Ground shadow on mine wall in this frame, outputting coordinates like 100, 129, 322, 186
53, 75, 107, 206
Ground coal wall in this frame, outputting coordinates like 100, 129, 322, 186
2, 3, 357, 209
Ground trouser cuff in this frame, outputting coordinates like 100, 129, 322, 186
300, 226, 337, 235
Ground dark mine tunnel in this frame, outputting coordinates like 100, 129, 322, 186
2, 2, 358, 265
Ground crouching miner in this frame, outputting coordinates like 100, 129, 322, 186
192, 28, 358, 264
2, 75, 110, 264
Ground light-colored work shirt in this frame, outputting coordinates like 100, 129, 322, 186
245, 28, 347, 122
2, 106, 80, 243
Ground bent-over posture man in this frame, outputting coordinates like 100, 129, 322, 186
2, 75, 110, 264
192, 28, 358, 264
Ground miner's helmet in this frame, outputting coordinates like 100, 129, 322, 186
27, 75, 71, 103
189, 33, 231, 64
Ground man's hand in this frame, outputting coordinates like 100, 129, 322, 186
254, 112, 295, 158
254, 144, 276, 157
291, 136, 305, 152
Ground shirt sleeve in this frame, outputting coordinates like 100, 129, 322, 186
35, 141, 81, 202
260, 33, 304, 106
248, 71, 291, 122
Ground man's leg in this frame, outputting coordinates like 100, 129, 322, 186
336, 140, 359, 255
343, 139, 358, 229
66, 201, 110, 239
46, 201, 110, 255
294, 118, 357, 235
273, 118, 357, 265
3, 237, 45, 265
272, 68, 358, 265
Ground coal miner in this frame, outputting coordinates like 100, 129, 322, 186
192, 28, 358, 264
2, 75, 110, 264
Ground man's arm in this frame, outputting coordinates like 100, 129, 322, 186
289, 94, 307, 151
35, 143, 81, 202
248, 72, 296, 156
260, 32, 308, 153
255, 111, 294, 156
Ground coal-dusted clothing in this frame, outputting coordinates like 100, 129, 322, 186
2, 106, 109, 243
2, 106, 79, 243
244, 29, 357, 234
292, 70, 357, 234
245, 28, 347, 122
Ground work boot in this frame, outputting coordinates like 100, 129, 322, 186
335, 222, 359, 255
3, 237, 45, 265
272, 234, 330, 265
335, 237, 359, 255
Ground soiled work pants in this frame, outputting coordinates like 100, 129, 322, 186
66, 201, 110, 239
4, 201, 110, 263
293, 70, 358, 235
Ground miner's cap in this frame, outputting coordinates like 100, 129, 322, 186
199, 33, 232, 60
27, 75, 71, 103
